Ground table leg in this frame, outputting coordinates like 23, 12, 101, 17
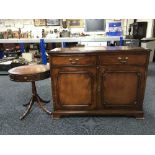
20, 81, 51, 120
37, 95, 50, 103
20, 97, 34, 120
32, 81, 51, 115
23, 97, 32, 106
36, 96, 52, 115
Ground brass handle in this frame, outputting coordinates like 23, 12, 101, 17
118, 56, 128, 63
69, 58, 72, 61
119, 60, 127, 63
69, 58, 79, 64
71, 61, 77, 64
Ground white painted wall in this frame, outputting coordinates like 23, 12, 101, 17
124, 19, 134, 35
0, 19, 154, 38
0, 19, 122, 33
0, 19, 62, 38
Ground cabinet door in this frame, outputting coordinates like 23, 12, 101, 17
51, 67, 97, 110
99, 66, 145, 109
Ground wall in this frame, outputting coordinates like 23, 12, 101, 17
0, 19, 62, 38
0, 19, 124, 36
0, 19, 154, 38
124, 19, 134, 35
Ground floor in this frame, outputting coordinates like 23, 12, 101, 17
0, 63, 155, 135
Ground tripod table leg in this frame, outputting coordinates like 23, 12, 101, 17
20, 97, 34, 120
37, 95, 50, 103
36, 96, 52, 115
23, 97, 33, 107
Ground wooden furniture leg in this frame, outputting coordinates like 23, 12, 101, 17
23, 98, 32, 106
23, 96, 50, 107
135, 113, 144, 120
20, 97, 34, 120
20, 81, 51, 120
37, 95, 50, 103
52, 113, 61, 119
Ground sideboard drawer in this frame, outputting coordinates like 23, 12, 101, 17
100, 54, 147, 65
50, 55, 96, 66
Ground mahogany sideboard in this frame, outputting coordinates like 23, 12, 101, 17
48, 46, 150, 119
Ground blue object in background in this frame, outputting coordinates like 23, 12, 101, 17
107, 21, 122, 36
19, 42, 25, 53
106, 31, 122, 36
40, 39, 47, 65
61, 42, 67, 48
109, 22, 121, 27
119, 36, 123, 46
0, 51, 4, 59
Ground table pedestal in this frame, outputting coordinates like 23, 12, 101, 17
21, 81, 51, 120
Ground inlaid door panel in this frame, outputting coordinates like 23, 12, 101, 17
52, 67, 97, 110
99, 66, 145, 109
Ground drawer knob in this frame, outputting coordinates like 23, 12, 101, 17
125, 57, 128, 60
118, 57, 122, 60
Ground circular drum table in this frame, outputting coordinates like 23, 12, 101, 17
8, 64, 52, 120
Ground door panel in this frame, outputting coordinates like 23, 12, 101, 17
52, 67, 96, 110
58, 72, 92, 105
99, 66, 144, 109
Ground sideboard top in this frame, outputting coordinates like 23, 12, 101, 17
49, 46, 151, 54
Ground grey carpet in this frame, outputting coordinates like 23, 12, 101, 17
0, 63, 155, 135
